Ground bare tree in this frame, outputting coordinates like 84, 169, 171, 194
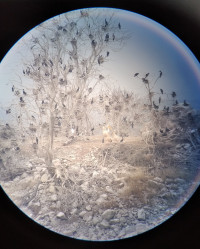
11, 9, 130, 166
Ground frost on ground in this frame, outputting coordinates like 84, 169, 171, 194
0, 128, 200, 241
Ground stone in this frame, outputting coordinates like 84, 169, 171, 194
51, 194, 57, 201
137, 209, 146, 221
110, 219, 120, 225
57, 212, 66, 220
53, 159, 61, 166
105, 186, 113, 193
83, 212, 93, 222
102, 209, 115, 220
28, 202, 41, 215
125, 225, 136, 236
56, 201, 61, 208
119, 182, 124, 188
96, 197, 105, 205
92, 171, 99, 177
41, 173, 48, 183
136, 223, 145, 234
100, 194, 108, 199
86, 205, 92, 211
70, 208, 77, 215
99, 220, 110, 229
79, 210, 87, 217
92, 216, 100, 225
49, 185, 55, 193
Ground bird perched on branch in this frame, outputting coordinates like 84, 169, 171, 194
159, 70, 162, 78
153, 101, 159, 109
23, 89, 27, 95
105, 19, 108, 26
12, 85, 15, 92
91, 39, 97, 48
134, 73, 139, 77
99, 74, 104, 80
118, 22, 121, 29
160, 89, 163, 94
6, 109, 11, 114
112, 33, 115, 41
105, 33, 109, 42
98, 55, 104, 65
171, 91, 176, 98
145, 73, 149, 78
183, 100, 189, 106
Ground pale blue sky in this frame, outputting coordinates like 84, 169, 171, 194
0, 8, 200, 121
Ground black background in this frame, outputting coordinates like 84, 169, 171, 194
0, 0, 200, 248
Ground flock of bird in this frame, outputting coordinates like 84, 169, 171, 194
133, 71, 190, 111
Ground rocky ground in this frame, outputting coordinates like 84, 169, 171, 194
0, 134, 200, 241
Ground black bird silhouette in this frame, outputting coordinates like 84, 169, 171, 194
105, 33, 109, 42
91, 40, 97, 48
120, 137, 124, 142
159, 70, 163, 78
23, 89, 27, 95
112, 33, 115, 41
171, 91, 176, 98
160, 129, 164, 133
107, 51, 109, 57
105, 19, 108, 26
36, 137, 38, 144
175, 100, 178, 105
89, 33, 93, 40
76, 87, 79, 92
118, 23, 121, 29
12, 85, 15, 92
91, 98, 94, 104
159, 97, 161, 104
20, 97, 24, 103
6, 109, 11, 114
134, 73, 139, 77
69, 65, 74, 73
99, 75, 104, 80
160, 89, 163, 94
165, 127, 170, 132
166, 106, 169, 112
142, 78, 148, 84
145, 73, 149, 78
183, 100, 189, 106
98, 55, 104, 65
153, 101, 159, 109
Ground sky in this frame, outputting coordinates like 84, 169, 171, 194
0, 7, 200, 122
